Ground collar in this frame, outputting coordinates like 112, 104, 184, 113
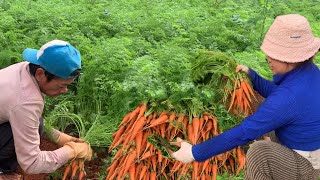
273, 61, 312, 85
25, 63, 46, 100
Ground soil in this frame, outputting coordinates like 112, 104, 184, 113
16, 137, 107, 180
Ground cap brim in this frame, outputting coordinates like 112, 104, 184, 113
261, 38, 320, 63
22, 48, 40, 65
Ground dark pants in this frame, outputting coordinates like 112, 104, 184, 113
0, 118, 44, 173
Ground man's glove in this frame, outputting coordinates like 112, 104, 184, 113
56, 132, 84, 146
64, 142, 93, 161
171, 137, 195, 163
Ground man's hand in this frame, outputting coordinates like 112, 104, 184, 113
170, 137, 195, 163
64, 142, 93, 161
56, 132, 85, 146
236, 64, 249, 74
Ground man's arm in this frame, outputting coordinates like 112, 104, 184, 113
9, 101, 70, 174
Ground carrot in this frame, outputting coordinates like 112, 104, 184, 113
147, 114, 153, 123
201, 159, 210, 174
144, 172, 150, 180
120, 150, 137, 178
241, 80, 252, 102
157, 151, 163, 163
159, 123, 166, 138
228, 79, 239, 111
151, 154, 157, 172
62, 164, 72, 180
192, 117, 200, 144
114, 149, 124, 161
112, 125, 125, 141
78, 170, 85, 180
139, 131, 150, 156
106, 159, 119, 177
199, 117, 204, 131
139, 165, 148, 180
109, 126, 126, 150
108, 157, 126, 179
167, 112, 176, 131
229, 155, 235, 174
119, 112, 131, 127
108, 134, 125, 152
171, 161, 183, 174
212, 163, 217, 180
145, 115, 169, 129
204, 120, 213, 134
135, 131, 143, 157
129, 105, 141, 120
150, 172, 156, 180
169, 112, 176, 121
192, 161, 199, 179
243, 79, 256, 98
161, 171, 169, 180
236, 88, 243, 110
205, 163, 211, 174
129, 116, 147, 141
211, 117, 218, 136
159, 111, 169, 117
187, 123, 194, 144
71, 159, 80, 178
129, 164, 136, 180
137, 103, 147, 120
243, 95, 252, 116
140, 150, 154, 161
236, 146, 246, 176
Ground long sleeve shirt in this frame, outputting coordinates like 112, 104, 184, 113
0, 62, 70, 174
192, 61, 320, 162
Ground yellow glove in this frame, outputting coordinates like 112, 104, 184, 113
56, 132, 85, 146
64, 141, 93, 161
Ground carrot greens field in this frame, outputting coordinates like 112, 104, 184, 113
1, 0, 320, 179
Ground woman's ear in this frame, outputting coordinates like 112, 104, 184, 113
34, 68, 47, 82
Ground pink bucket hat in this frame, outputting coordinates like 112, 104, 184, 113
261, 14, 320, 63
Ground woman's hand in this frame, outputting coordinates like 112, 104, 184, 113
236, 64, 249, 74
170, 137, 194, 163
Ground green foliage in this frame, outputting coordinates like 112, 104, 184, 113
1, 0, 320, 178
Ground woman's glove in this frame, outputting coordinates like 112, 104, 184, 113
236, 64, 249, 74
56, 132, 85, 146
64, 142, 93, 161
171, 137, 195, 163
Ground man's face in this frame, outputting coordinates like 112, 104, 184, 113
35, 68, 74, 97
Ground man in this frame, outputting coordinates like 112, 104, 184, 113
0, 40, 92, 178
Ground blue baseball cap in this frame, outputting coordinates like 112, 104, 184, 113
22, 40, 81, 78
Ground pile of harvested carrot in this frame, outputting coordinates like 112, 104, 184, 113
62, 158, 86, 180
106, 103, 247, 179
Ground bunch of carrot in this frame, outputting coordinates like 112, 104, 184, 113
106, 103, 246, 179
228, 78, 256, 117
62, 158, 86, 180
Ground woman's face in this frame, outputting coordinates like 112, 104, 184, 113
266, 56, 291, 75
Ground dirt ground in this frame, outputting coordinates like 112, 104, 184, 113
17, 137, 107, 180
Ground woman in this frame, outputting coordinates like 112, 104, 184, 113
172, 14, 320, 179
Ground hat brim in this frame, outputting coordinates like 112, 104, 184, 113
22, 48, 40, 65
261, 38, 320, 63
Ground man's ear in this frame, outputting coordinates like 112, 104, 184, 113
35, 68, 47, 82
